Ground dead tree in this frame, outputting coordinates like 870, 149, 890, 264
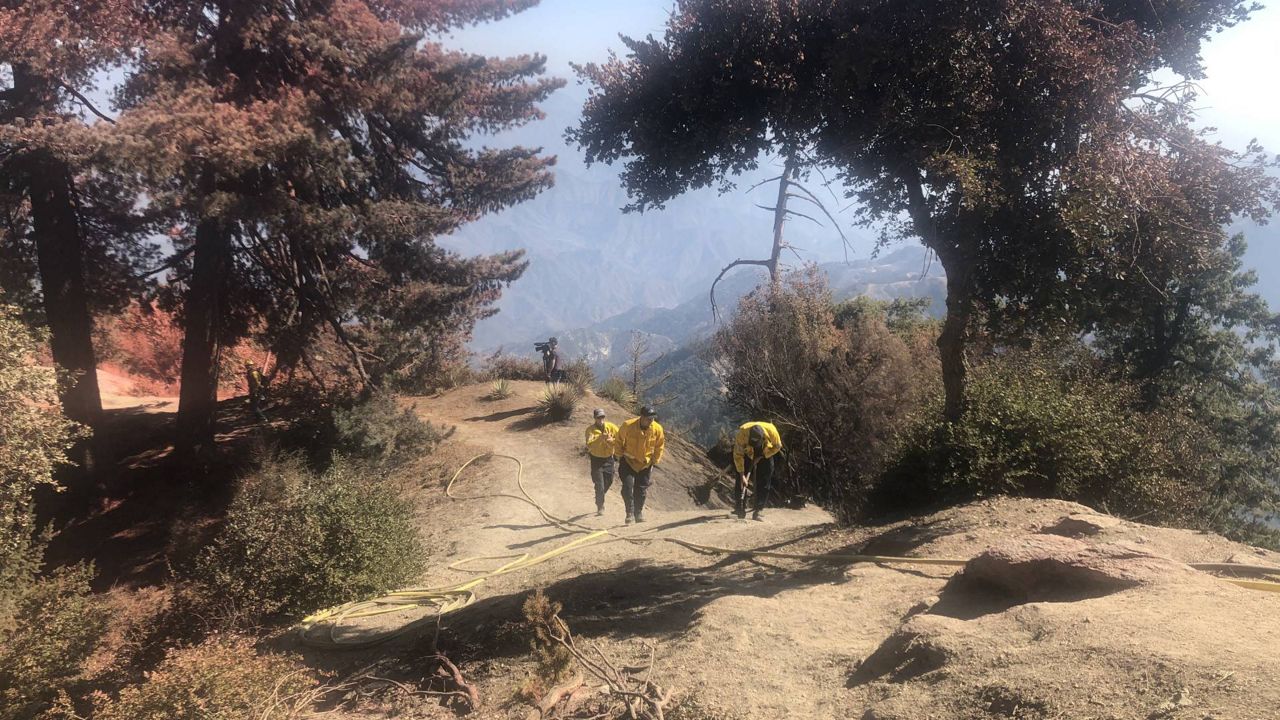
624, 331, 673, 407
709, 152, 850, 321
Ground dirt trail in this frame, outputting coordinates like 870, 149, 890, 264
399, 381, 834, 594
321, 381, 1280, 720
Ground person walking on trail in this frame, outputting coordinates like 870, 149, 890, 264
733, 421, 782, 521
244, 359, 268, 424
585, 408, 619, 517
540, 337, 564, 385
616, 405, 665, 525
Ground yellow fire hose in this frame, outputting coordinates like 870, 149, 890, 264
297, 454, 1280, 649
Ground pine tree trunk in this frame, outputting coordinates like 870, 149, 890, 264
14, 66, 103, 436
175, 207, 232, 457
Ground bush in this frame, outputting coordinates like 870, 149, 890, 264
597, 376, 636, 410
0, 301, 89, 611
874, 348, 1209, 524
0, 564, 107, 720
93, 635, 317, 720
483, 351, 545, 381
484, 378, 514, 401
332, 391, 447, 468
537, 387, 581, 422
714, 268, 939, 518
563, 357, 594, 393
187, 454, 425, 625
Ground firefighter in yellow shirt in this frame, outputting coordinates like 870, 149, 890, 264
585, 408, 618, 517
615, 405, 665, 524
244, 360, 268, 424
733, 421, 782, 521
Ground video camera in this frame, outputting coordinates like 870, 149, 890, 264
534, 341, 551, 353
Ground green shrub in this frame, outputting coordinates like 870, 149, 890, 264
0, 301, 88, 612
483, 352, 545, 381
332, 391, 447, 468
874, 348, 1208, 524
537, 387, 581, 422
0, 563, 107, 720
94, 635, 317, 720
188, 454, 425, 624
484, 378, 514, 401
597, 376, 636, 409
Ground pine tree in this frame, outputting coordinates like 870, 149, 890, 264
116, 1, 563, 454
0, 1, 152, 432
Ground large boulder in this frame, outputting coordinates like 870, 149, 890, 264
1039, 512, 1127, 538
946, 535, 1206, 607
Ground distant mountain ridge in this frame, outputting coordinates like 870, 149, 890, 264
493, 245, 946, 378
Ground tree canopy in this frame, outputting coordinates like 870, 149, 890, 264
571, 0, 1277, 421
107, 0, 563, 452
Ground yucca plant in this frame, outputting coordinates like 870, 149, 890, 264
484, 378, 514, 401
597, 376, 636, 410
537, 386, 581, 422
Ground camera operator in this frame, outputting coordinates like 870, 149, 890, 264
537, 336, 564, 385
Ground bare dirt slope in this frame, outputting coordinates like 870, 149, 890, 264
339, 381, 1280, 720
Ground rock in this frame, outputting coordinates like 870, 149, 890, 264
1040, 513, 1125, 537
952, 535, 1203, 604
1147, 688, 1193, 718
851, 615, 964, 684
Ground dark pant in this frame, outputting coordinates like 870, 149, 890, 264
248, 392, 267, 423
619, 460, 653, 518
736, 455, 774, 516
590, 455, 615, 509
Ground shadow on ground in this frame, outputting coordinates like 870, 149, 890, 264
39, 397, 290, 590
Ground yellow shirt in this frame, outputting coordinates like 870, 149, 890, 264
733, 421, 782, 474
616, 417, 665, 471
585, 421, 618, 458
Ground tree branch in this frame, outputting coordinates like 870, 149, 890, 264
710, 258, 772, 322
60, 82, 115, 124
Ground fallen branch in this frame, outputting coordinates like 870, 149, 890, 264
429, 653, 482, 712
340, 653, 480, 714
546, 612, 675, 720
525, 669, 585, 720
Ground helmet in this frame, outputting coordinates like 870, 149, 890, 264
748, 425, 766, 443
